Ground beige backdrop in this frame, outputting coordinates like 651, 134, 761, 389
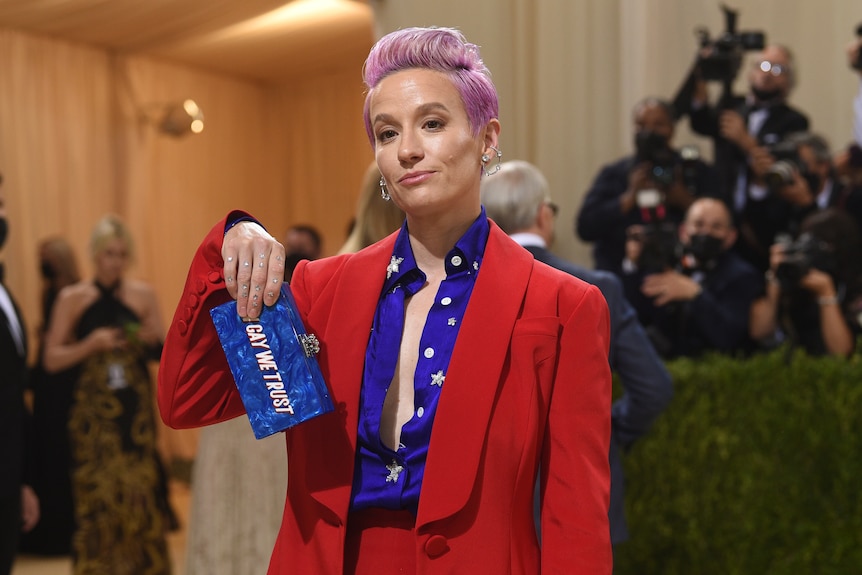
1, 1, 860, 457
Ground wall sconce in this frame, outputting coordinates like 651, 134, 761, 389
158, 99, 205, 137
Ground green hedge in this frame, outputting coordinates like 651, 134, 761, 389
614, 346, 862, 574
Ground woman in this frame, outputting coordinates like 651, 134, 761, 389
750, 208, 862, 357
19, 237, 80, 556
44, 215, 173, 574
159, 27, 612, 574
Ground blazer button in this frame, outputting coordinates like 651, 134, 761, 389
424, 535, 449, 558
177, 320, 188, 336
187, 293, 199, 308
183, 306, 193, 321
195, 279, 207, 294
207, 271, 222, 284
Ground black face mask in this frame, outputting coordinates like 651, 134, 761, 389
40, 260, 57, 280
686, 234, 724, 267
0, 217, 7, 251
803, 172, 823, 195
751, 86, 783, 104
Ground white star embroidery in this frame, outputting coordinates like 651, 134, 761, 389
386, 460, 404, 483
430, 370, 446, 387
473, 261, 479, 271
447, 317, 457, 326
387, 256, 404, 279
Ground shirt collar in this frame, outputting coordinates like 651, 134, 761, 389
509, 232, 546, 249
382, 207, 490, 294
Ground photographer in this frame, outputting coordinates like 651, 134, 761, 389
750, 208, 862, 357
688, 44, 809, 272
622, 198, 762, 359
576, 98, 719, 278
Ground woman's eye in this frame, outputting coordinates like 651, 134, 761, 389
425, 119, 443, 130
377, 129, 397, 142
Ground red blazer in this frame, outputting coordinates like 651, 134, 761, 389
159, 214, 613, 574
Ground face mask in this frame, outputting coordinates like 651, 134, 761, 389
803, 172, 822, 195
40, 260, 57, 280
686, 234, 724, 266
0, 217, 7, 251
751, 86, 783, 104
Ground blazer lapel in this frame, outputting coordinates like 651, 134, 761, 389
304, 236, 395, 524
416, 225, 534, 526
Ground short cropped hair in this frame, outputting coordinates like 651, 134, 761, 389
480, 161, 550, 234
362, 27, 499, 147
784, 131, 832, 163
632, 97, 676, 123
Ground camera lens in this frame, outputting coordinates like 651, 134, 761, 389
764, 161, 796, 192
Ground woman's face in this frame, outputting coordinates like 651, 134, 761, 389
94, 236, 129, 283
369, 68, 498, 220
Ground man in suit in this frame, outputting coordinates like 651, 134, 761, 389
0, 174, 40, 575
482, 160, 674, 551
577, 97, 720, 278
689, 44, 810, 271
622, 197, 763, 359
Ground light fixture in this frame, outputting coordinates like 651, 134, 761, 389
158, 99, 205, 137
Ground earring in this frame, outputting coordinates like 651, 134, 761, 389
379, 176, 390, 201
481, 145, 503, 177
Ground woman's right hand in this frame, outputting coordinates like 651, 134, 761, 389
222, 221, 286, 319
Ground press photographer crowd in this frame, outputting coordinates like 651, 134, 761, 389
576, 9, 862, 361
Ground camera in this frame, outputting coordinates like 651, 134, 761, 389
774, 233, 837, 288
696, 4, 766, 84
635, 131, 676, 188
631, 190, 682, 274
763, 138, 805, 193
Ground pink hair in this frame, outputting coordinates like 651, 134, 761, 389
362, 27, 499, 147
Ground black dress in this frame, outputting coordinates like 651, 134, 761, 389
67, 281, 172, 575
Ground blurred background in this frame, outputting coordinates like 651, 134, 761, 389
1, 2, 859, 569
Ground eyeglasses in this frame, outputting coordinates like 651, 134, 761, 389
756, 60, 786, 77
544, 201, 559, 216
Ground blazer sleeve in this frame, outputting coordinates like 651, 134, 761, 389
540, 282, 613, 573
594, 272, 673, 450
157, 212, 252, 429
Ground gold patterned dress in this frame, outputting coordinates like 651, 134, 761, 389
68, 282, 172, 575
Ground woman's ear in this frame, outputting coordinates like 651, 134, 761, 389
482, 119, 501, 151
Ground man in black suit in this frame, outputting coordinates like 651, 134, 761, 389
577, 97, 720, 278
0, 174, 39, 575
482, 160, 673, 554
689, 44, 810, 272
621, 197, 763, 359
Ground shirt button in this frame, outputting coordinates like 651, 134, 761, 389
424, 347, 434, 359
417, 407, 425, 418
441, 297, 452, 306
450, 255, 463, 267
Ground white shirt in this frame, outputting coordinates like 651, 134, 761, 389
509, 232, 546, 249
0, 282, 25, 357
854, 78, 862, 148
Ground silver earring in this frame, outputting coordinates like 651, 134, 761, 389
379, 176, 390, 201
481, 145, 503, 177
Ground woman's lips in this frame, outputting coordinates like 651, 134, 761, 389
398, 171, 434, 186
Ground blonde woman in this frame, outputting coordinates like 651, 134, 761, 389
44, 214, 172, 574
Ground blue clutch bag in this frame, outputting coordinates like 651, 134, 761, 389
210, 285, 333, 439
